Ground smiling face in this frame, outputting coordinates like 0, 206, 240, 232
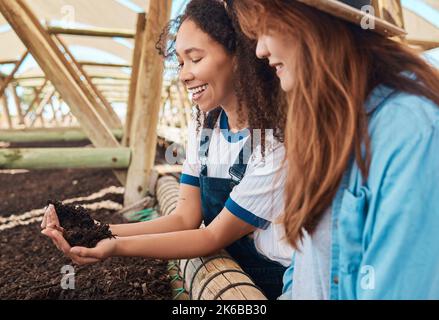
255, 31, 296, 92
176, 19, 236, 112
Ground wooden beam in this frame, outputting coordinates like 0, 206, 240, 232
1, 94, 13, 129
47, 26, 135, 39
0, 59, 19, 65
49, 100, 60, 125
407, 39, 439, 50
0, 147, 131, 170
0, 127, 123, 143
124, 0, 172, 207
79, 61, 131, 68
0, 0, 126, 184
123, 12, 146, 147
0, 50, 28, 99
53, 35, 122, 130
12, 84, 25, 125
29, 88, 55, 127
23, 81, 48, 120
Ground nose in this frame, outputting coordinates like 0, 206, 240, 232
179, 65, 195, 85
255, 36, 270, 59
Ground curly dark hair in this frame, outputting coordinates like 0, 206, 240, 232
156, 0, 287, 151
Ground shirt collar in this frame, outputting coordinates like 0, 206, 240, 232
365, 85, 397, 115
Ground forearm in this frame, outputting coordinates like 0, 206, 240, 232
113, 228, 219, 260
109, 212, 198, 237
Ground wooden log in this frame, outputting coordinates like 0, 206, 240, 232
0, 127, 123, 143
47, 26, 135, 39
0, 147, 131, 170
155, 176, 267, 300
123, 12, 146, 147
124, 0, 172, 206
0, 0, 126, 184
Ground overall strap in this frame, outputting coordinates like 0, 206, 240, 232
229, 131, 258, 186
199, 110, 220, 174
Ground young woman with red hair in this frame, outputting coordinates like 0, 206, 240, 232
233, 0, 439, 299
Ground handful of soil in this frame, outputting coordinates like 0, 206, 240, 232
47, 200, 115, 248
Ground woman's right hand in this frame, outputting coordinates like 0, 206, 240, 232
41, 204, 64, 232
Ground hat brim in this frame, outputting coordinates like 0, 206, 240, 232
298, 0, 407, 37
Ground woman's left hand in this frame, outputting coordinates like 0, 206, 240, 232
41, 228, 116, 265
69, 238, 118, 264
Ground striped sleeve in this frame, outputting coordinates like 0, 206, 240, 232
180, 119, 201, 187
227, 141, 287, 229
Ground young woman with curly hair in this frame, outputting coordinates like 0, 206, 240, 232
233, 0, 439, 299
41, 0, 291, 300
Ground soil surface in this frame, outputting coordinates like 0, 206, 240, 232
0, 140, 172, 299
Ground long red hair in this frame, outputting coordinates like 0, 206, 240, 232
234, 0, 439, 248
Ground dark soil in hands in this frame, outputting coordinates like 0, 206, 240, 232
47, 200, 115, 248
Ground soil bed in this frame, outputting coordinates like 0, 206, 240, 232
0, 140, 172, 299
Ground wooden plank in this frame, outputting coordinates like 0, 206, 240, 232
124, 0, 172, 207
0, 0, 126, 184
0, 127, 123, 143
47, 26, 135, 39
0, 147, 131, 170
53, 35, 122, 130
123, 12, 146, 147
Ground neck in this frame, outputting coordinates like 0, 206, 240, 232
221, 95, 248, 133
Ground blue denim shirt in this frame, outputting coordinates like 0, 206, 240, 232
283, 52, 439, 299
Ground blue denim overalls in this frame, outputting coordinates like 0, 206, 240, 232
198, 112, 286, 300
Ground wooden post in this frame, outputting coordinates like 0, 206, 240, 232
1, 94, 13, 129
53, 35, 122, 130
177, 82, 192, 137
12, 85, 25, 125
123, 13, 147, 147
124, 0, 172, 207
49, 100, 60, 125
0, 0, 126, 184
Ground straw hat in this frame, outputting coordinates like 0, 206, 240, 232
297, 0, 407, 36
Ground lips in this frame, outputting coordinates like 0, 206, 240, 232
187, 84, 208, 102
270, 62, 284, 76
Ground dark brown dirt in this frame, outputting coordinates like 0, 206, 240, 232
0, 210, 171, 300
0, 140, 172, 299
47, 200, 115, 248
